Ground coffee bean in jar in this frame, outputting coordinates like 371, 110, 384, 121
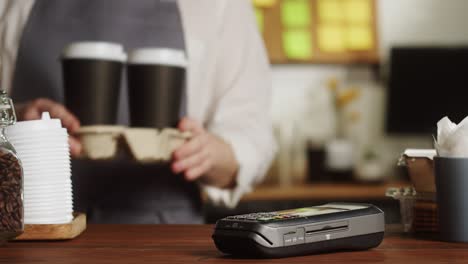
0, 90, 23, 243
0, 149, 23, 241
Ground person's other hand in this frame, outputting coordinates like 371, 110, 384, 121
171, 117, 239, 189
16, 98, 82, 157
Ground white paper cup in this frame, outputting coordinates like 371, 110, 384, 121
24, 189, 72, 196
22, 163, 71, 170
24, 185, 71, 191
24, 218, 73, 224
25, 210, 73, 216
20, 157, 71, 164
13, 142, 70, 149
9, 137, 69, 145
6, 113, 62, 134
20, 154, 71, 160
24, 202, 73, 209
9, 131, 68, 138
23, 165, 71, 171
15, 150, 70, 157
24, 190, 71, 195
24, 177, 72, 183
24, 183, 72, 189
24, 198, 72, 205
25, 212, 73, 220
23, 168, 71, 174
24, 187, 71, 194
25, 184, 72, 191
24, 200, 73, 207
24, 215, 74, 224
22, 160, 71, 165
25, 212, 74, 220
10, 112, 75, 224
24, 178, 72, 185
24, 196, 72, 204
7, 130, 68, 139
24, 177, 72, 184
24, 208, 73, 215
23, 172, 72, 179
11, 137, 69, 146
25, 208, 73, 213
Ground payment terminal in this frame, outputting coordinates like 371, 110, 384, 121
212, 203, 385, 258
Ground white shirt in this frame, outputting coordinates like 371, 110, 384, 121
0, 0, 277, 208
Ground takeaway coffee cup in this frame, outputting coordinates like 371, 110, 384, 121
127, 48, 187, 128
434, 156, 468, 242
62, 42, 127, 125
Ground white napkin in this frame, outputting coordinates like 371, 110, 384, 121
436, 116, 468, 157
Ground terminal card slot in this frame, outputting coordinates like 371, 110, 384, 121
305, 221, 348, 236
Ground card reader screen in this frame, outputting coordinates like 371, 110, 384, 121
258, 204, 369, 221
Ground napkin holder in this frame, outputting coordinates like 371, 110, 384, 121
398, 149, 438, 233
398, 149, 437, 198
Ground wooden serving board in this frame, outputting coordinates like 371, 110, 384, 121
15, 213, 86, 240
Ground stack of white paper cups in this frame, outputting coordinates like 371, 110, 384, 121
6, 112, 73, 224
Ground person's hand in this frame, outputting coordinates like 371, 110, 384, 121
171, 117, 239, 189
16, 98, 82, 157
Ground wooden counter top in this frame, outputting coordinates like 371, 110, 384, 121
2, 225, 467, 263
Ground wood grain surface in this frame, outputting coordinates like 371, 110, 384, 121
15, 213, 86, 241
1, 225, 467, 263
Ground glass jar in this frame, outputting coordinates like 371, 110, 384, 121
0, 90, 23, 243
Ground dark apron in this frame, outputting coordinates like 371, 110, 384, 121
11, 0, 203, 224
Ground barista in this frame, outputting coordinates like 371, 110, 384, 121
0, 0, 276, 223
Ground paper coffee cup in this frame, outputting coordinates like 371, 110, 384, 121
127, 48, 187, 128
7, 112, 74, 224
62, 41, 127, 125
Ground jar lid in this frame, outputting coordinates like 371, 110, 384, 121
0, 90, 17, 127
6, 112, 62, 135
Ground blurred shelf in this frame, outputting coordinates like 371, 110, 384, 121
241, 181, 410, 202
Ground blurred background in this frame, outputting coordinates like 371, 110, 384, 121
205, 0, 468, 224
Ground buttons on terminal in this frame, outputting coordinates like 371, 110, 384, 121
283, 228, 305, 246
